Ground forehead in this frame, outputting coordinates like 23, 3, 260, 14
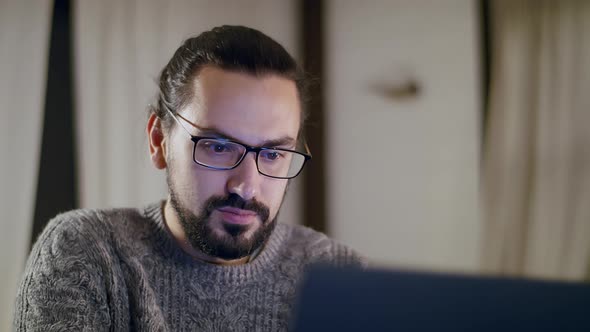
182, 66, 301, 147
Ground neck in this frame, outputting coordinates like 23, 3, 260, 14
162, 198, 251, 266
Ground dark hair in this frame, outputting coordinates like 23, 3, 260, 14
149, 25, 308, 138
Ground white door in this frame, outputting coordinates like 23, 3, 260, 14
326, 0, 481, 272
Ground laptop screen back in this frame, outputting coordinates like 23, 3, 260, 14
291, 264, 590, 332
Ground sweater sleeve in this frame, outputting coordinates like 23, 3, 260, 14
14, 211, 112, 332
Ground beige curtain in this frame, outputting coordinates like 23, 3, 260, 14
482, 0, 590, 281
74, 0, 303, 225
0, 0, 52, 330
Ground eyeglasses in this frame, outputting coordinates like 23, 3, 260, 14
164, 109, 312, 179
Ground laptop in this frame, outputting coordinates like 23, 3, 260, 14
290, 264, 590, 331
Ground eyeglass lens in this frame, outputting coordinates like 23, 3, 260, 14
194, 139, 306, 178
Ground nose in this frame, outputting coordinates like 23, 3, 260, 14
226, 152, 262, 201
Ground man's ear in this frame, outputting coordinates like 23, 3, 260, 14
147, 113, 167, 169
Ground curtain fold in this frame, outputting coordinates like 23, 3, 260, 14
482, 0, 590, 280
0, 0, 52, 330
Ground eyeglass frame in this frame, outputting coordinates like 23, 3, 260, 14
163, 108, 312, 179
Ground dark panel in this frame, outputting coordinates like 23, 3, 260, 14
31, 0, 77, 248
301, 0, 327, 234
292, 265, 590, 331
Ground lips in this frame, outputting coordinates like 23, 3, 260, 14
217, 207, 258, 225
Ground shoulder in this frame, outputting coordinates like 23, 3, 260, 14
276, 223, 367, 268
31, 208, 108, 255
31, 207, 134, 248
25, 205, 157, 277
32, 205, 155, 250
24, 208, 111, 276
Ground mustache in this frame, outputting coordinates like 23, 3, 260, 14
203, 193, 270, 223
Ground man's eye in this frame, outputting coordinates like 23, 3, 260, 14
213, 144, 225, 152
202, 142, 231, 153
262, 151, 281, 161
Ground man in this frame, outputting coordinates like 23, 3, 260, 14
15, 25, 364, 331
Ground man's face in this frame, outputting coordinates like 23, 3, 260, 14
163, 66, 301, 261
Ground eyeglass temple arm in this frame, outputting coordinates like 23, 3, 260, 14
303, 142, 312, 158
164, 108, 194, 137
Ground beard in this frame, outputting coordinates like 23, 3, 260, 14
166, 171, 277, 261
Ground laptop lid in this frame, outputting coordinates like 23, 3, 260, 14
291, 264, 590, 332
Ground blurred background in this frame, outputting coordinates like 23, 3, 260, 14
1, 0, 589, 330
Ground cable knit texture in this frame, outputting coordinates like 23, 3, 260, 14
14, 202, 364, 331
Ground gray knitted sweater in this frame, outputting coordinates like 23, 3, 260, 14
15, 202, 363, 331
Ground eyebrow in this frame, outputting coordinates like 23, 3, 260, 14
174, 113, 297, 148
196, 127, 296, 149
